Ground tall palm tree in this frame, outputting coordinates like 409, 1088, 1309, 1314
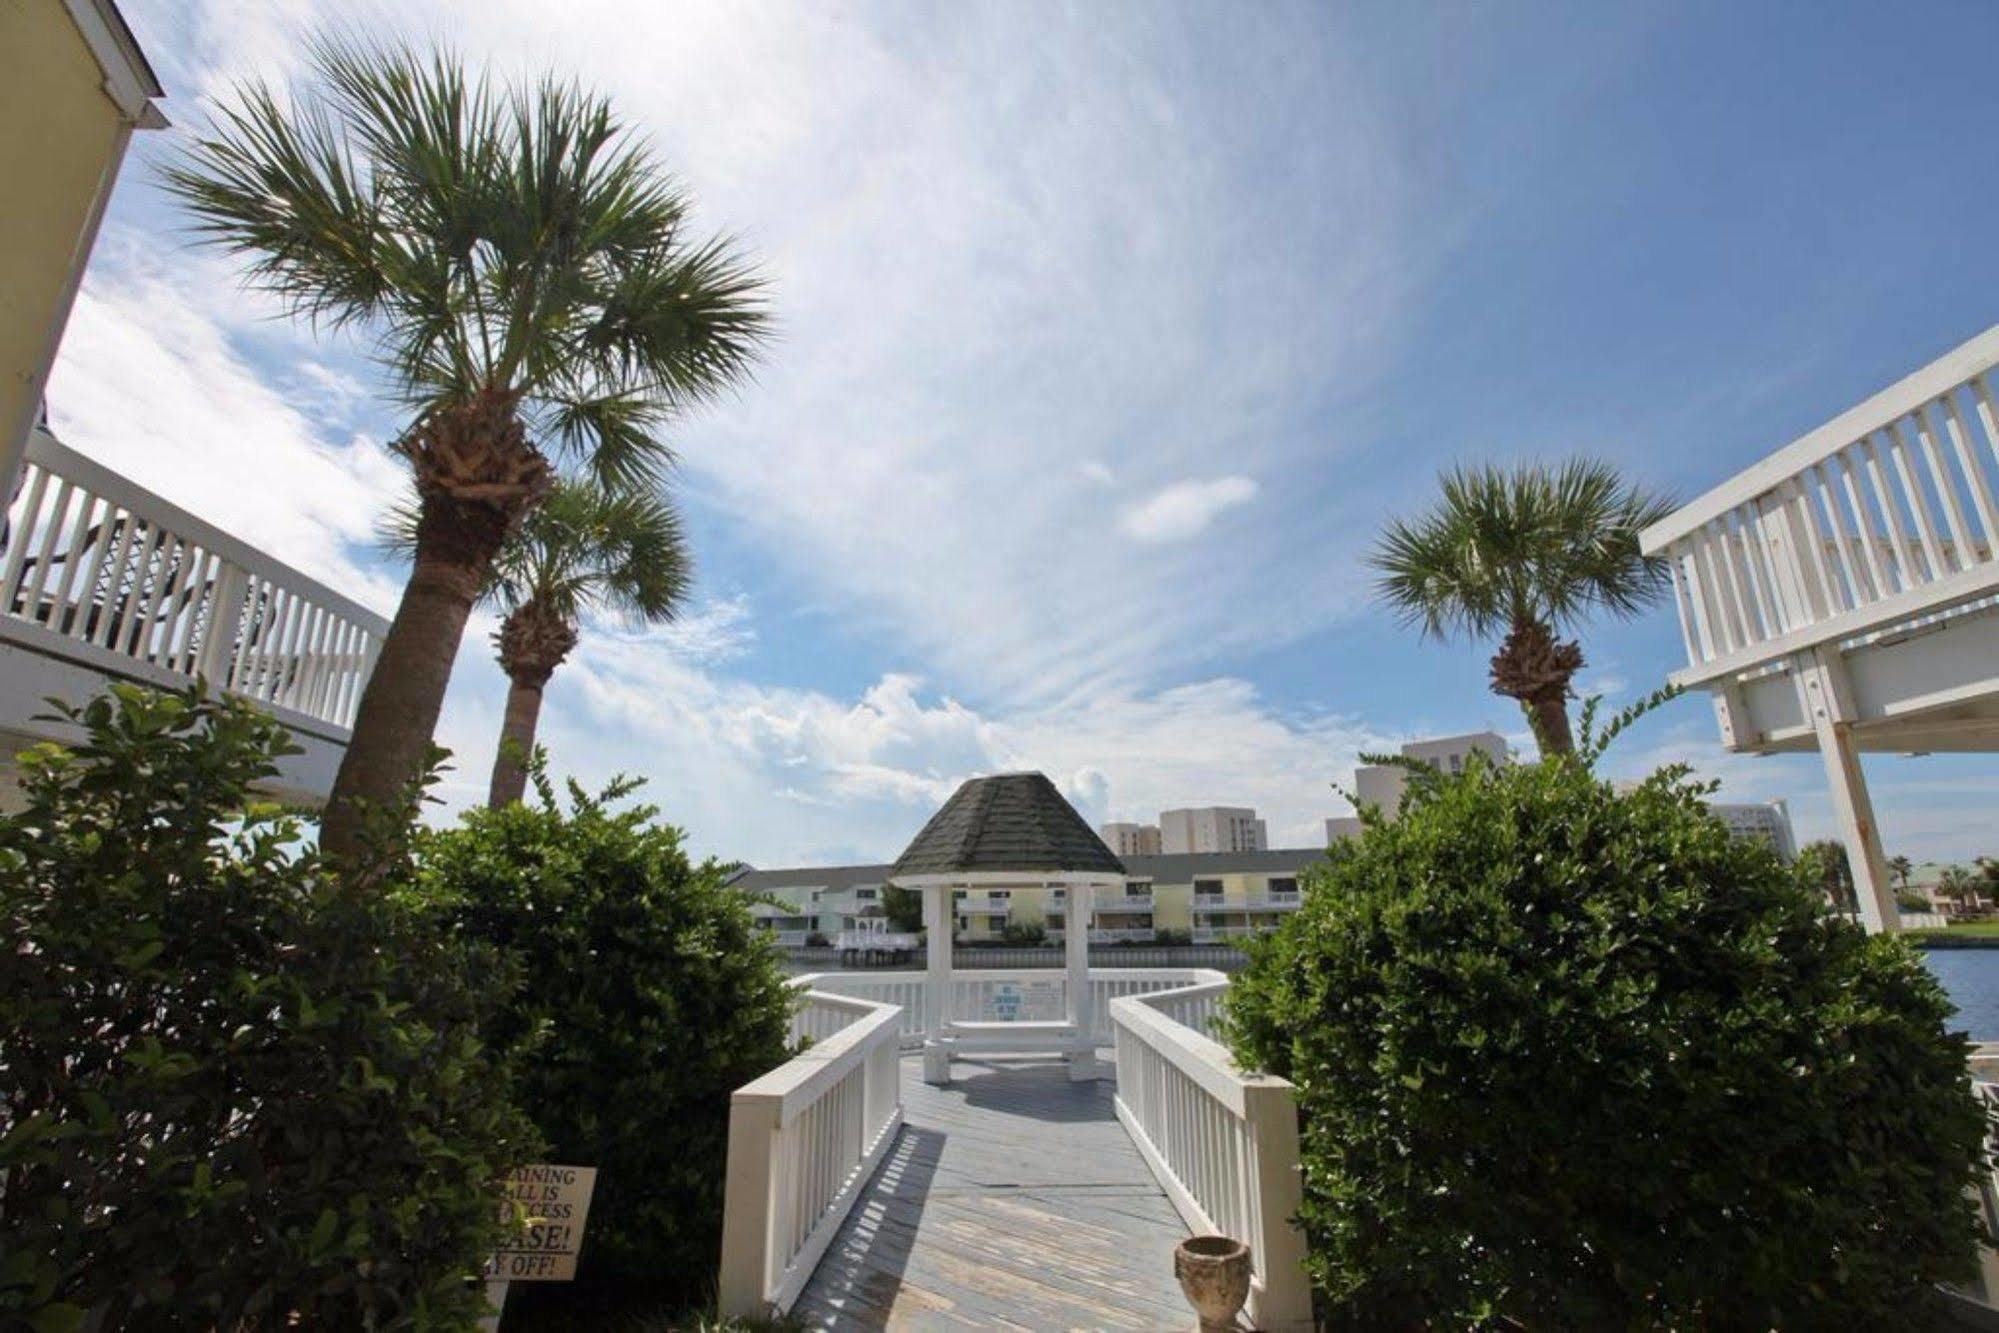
1371, 460, 1674, 755
164, 40, 767, 859
392, 479, 690, 807
1888, 854, 1914, 890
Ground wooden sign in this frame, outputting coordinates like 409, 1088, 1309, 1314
486, 1164, 598, 1283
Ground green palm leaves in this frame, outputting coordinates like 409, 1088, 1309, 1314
1372, 460, 1674, 753
163, 38, 768, 854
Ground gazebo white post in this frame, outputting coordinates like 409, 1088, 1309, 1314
1065, 876, 1097, 1081
922, 879, 953, 1085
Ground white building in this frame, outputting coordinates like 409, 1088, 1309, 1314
1710, 800, 1797, 860
1160, 806, 1267, 854
1098, 821, 1162, 857
1347, 731, 1510, 821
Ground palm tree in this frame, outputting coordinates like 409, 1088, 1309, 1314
1939, 865, 1979, 914
1371, 460, 1674, 754
1798, 839, 1859, 915
392, 479, 690, 807
1888, 854, 1913, 890
164, 40, 767, 859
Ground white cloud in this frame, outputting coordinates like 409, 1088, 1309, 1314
123, 0, 1416, 708
611, 593, 757, 665
1117, 476, 1260, 544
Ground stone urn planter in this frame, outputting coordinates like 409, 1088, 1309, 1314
1174, 1234, 1252, 1332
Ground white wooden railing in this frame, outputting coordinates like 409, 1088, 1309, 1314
795, 968, 1225, 1049
2, 429, 387, 736
1641, 326, 1999, 686
1110, 979, 1313, 1331
717, 989, 904, 1319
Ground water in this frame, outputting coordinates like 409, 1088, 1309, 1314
1923, 949, 1999, 1041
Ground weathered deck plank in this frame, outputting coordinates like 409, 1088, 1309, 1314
791, 1056, 1192, 1331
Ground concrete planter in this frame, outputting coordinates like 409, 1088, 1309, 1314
1174, 1234, 1251, 1332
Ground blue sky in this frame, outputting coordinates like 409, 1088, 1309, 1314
49, 0, 1999, 865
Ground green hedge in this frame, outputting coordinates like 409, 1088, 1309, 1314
418, 779, 796, 1313
1224, 754, 1990, 1328
0, 686, 533, 1330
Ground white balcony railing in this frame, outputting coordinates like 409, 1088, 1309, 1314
718, 989, 904, 1319
1099, 893, 1155, 913
1192, 925, 1268, 943
1640, 327, 1999, 689
3, 429, 386, 738
1111, 979, 1312, 1330
1192, 893, 1299, 915
952, 893, 1012, 912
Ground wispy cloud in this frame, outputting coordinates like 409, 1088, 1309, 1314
1118, 476, 1260, 543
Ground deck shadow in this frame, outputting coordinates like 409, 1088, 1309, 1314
790, 1124, 946, 1328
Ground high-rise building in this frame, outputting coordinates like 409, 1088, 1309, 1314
1711, 800, 1796, 860
1099, 822, 1162, 857
1347, 731, 1510, 821
1160, 806, 1267, 854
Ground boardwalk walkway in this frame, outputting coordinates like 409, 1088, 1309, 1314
791, 1056, 1193, 1330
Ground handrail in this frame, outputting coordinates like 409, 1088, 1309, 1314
1111, 981, 1313, 1331
3, 429, 388, 736
717, 989, 905, 1319
795, 967, 1227, 1049
1638, 329, 1999, 682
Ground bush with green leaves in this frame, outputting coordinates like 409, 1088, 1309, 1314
0, 685, 534, 1331
1224, 752, 1990, 1329
417, 774, 796, 1312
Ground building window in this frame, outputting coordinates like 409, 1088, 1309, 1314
855, 887, 877, 900
1269, 877, 1298, 897
1047, 912, 1065, 928
1194, 878, 1223, 898
1126, 880, 1151, 897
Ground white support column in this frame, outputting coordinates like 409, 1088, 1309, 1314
922, 882, 953, 1085
1065, 879, 1097, 1081
1797, 648, 1898, 932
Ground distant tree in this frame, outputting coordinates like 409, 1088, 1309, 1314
880, 882, 925, 934
1797, 840, 1858, 915
1371, 461, 1674, 755
1976, 857, 1999, 901
1940, 866, 1981, 913
1888, 855, 1914, 890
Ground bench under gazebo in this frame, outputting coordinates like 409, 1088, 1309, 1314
887, 771, 1127, 1085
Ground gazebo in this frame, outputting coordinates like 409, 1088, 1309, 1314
886, 772, 1127, 1085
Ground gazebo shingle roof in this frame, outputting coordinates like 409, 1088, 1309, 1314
890, 772, 1125, 878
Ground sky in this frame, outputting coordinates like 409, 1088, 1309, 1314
48, 0, 1999, 867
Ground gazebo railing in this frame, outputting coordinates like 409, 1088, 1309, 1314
794, 967, 1225, 1049
717, 989, 904, 1319
1110, 979, 1313, 1331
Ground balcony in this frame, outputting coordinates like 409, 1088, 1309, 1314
953, 893, 1012, 913
1191, 925, 1265, 943
1, 428, 389, 804
1639, 326, 1999, 757
1191, 893, 1299, 915
1098, 893, 1155, 913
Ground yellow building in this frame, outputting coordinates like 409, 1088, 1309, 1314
1, 0, 164, 482
732, 847, 1324, 947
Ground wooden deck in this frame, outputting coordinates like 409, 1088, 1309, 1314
791, 1055, 1194, 1330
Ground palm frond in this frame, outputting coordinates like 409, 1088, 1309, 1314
1370, 458, 1674, 640
165, 35, 770, 472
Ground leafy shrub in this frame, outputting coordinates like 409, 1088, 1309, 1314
418, 776, 796, 1311
1224, 754, 1989, 1329
1153, 927, 1192, 947
0, 685, 533, 1331
804, 931, 831, 948
879, 882, 925, 933
1000, 921, 1047, 946
1898, 890, 1933, 913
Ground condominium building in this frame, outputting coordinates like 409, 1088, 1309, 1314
1711, 800, 1796, 860
1159, 806, 1267, 854
730, 846, 1324, 947
1098, 822, 1162, 857
1347, 731, 1510, 821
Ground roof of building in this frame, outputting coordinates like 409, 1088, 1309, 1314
1120, 848, 1325, 881
728, 863, 894, 894
891, 772, 1125, 878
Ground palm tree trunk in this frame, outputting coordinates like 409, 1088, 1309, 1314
1523, 691, 1575, 757
1489, 617, 1585, 757
488, 672, 545, 808
321, 495, 510, 862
